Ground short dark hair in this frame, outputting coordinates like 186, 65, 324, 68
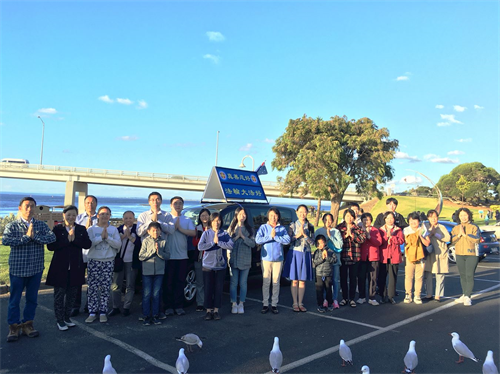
209, 212, 222, 227
19, 197, 36, 206
407, 211, 421, 222
315, 234, 327, 247
147, 221, 161, 231
456, 207, 473, 222
123, 210, 135, 217
427, 209, 439, 218
361, 212, 373, 222
383, 211, 396, 221
348, 202, 360, 210
386, 197, 398, 206
343, 208, 355, 219
170, 196, 184, 204
322, 213, 334, 223
296, 204, 308, 213
267, 207, 281, 222
97, 206, 111, 215
85, 195, 98, 204
63, 205, 78, 214
148, 192, 162, 201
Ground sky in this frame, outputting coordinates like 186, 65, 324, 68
0, 0, 499, 202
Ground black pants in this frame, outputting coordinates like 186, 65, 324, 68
203, 269, 225, 310
163, 259, 188, 310
340, 262, 359, 301
378, 261, 399, 299
315, 276, 333, 306
357, 261, 379, 299
73, 263, 88, 310
54, 272, 78, 322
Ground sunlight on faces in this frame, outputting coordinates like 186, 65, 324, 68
351, 206, 360, 218
459, 210, 470, 224
268, 211, 279, 226
428, 212, 439, 226
211, 216, 222, 231
316, 238, 326, 250
148, 226, 161, 239
85, 197, 97, 215
149, 195, 162, 211
18, 200, 36, 221
123, 212, 135, 227
385, 213, 395, 226
387, 201, 397, 212
64, 208, 78, 226
171, 198, 184, 214
297, 206, 308, 221
344, 212, 355, 225
323, 215, 334, 228
200, 211, 210, 224
237, 209, 247, 224
409, 217, 420, 230
97, 207, 111, 224
362, 216, 372, 227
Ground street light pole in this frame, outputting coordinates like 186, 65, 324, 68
215, 131, 220, 166
239, 155, 255, 171
37, 116, 45, 165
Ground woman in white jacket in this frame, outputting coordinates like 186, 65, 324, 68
85, 206, 121, 323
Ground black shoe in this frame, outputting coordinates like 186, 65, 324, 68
157, 312, 167, 320
122, 309, 130, 317
196, 306, 204, 312
204, 312, 213, 321
271, 306, 279, 314
69, 309, 79, 317
213, 312, 221, 320
261, 306, 269, 314
389, 298, 397, 305
317, 306, 326, 313
143, 317, 151, 326
152, 316, 162, 325
108, 308, 121, 317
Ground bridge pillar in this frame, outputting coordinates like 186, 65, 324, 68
64, 181, 88, 213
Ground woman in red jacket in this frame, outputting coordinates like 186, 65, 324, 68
357, 213, 382, 306
377, 211, 405, 305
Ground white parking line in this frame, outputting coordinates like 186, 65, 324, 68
38, 305, 177, 374
244, 296, 384, 330
447, 275, 500, 283
268, 283, 500, 374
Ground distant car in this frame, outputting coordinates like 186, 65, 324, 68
181, 202, 298, 305
1, 158, 29, 164
436, 220, 500, 263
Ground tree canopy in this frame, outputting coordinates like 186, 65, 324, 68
272, 115, 398, 223
437, 162, 500, 203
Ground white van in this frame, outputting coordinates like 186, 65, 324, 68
0, 158, 30, 164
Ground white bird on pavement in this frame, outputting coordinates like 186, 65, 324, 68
361, 365, 370, 374
176, 348, 189, 374
175, 334, 203, 352
102, 355, 117, 374
339, 339, 353, 367
451, 332, 479, 364
403, 340, 418, 373
483, 351, 499, 374
269, 337, 283, 373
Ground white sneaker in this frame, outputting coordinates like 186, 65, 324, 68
368, 299, 379, 306
356, 298, 366, 305
237, 303, 244, 314
231, 303, 238, 314
57, 322, 68, 331
414, 297, 422, 305
404, 294, 412, 303
454, 295, 465, 303
463, 296, 472, 306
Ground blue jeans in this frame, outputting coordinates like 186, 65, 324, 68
8, 271, 43, 325
229, 267, 250, 303
142, 275, 163, 317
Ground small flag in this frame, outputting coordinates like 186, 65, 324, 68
256, 161, 268, 175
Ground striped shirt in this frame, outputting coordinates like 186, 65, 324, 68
2, 219, 56, 277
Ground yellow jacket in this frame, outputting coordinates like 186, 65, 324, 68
404, 231, 426, 263
451, 223, 480, 256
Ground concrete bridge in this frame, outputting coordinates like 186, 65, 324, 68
0, 163, 364, 211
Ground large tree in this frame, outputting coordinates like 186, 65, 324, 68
272, 115, 399, 223
437, 162, 500, 203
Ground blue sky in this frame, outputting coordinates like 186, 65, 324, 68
1, 1, 499, 201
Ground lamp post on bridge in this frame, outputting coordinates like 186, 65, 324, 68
239, 155, 254, 171
37, 116, 45, 165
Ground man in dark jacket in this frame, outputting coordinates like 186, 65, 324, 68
373, 198, 408, 229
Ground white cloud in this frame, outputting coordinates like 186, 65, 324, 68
263, 138, 274, 144
394, 151, 420, 162
137, 100, 148, 109
396, 76, 409, 81
117, 135, 138, 141
440, 114, 462, 124
456, 138, 472, 143
435, 104, 444, 109
203, 54, 220, 64
116, 98, 133, 105
448, 150, 464, 155
400, 175, 422, 184
98, 95, 114, 103
239, 143, 253, 151
430, 157, 459, 164
437, 122, 450, 127
424, 154, 439, 160
37, 108, 57, 114
453, 105, 467, 112
206, 31, 225, 42
474, 105, 484, 110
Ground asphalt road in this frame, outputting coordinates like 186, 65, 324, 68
1, 255, 499, 374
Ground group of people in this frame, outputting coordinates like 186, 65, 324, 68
3, 194, 482, 343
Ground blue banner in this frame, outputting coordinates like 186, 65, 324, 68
215, 167, 267, 201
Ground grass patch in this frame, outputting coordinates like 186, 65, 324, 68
0, 244, 53, 285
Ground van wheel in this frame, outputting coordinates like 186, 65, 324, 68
184, 267, 197, 306
448, 245, 456, 263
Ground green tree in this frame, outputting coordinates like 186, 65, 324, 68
272, 115, 398, 223
437, 162, 500, 203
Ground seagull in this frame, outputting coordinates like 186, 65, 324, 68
339, 339, 353, 367
102, 355, 117, 374
269, 337, 283, 373
361, 365, 370, 374
175, 334, 203, 352
451, 332, 480, 364
176, 348, 189, 374
483, 351, 499, 374
403, 340, 418, 373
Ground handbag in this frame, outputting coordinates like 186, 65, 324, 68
114, 239, 128, 273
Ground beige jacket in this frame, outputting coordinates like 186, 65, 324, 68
451, 222, 480, 256
424, 223, 451, 273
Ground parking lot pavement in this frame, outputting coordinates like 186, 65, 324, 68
1, 256, 499, 374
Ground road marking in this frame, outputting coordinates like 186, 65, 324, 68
38, 305, 177, 374
244, 296, 383, 330
478, 265, 500, 269
268, 283, 500, 374
447, 275, 500, 283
